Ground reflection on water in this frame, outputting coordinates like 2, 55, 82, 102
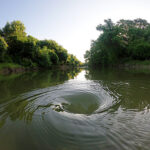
85, 68, 150, 111
0, 68, 150, 150
0, 68, 81, 125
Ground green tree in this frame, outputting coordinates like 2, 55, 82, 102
0, 36, 8, 61
85, 18, 150, 66
0, 20, 81, 68
37, 40, 68, 64
2, 21, 26, 38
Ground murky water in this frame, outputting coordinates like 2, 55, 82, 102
0, 68, 150, 150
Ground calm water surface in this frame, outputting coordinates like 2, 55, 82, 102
0, 68, 150, 150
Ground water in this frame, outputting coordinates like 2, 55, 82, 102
0, 68, 150, 150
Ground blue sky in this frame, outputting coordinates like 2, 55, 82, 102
0, 0, 150, 61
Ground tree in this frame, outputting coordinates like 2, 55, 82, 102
0, 36, 8, 61
84, 50, 91, 63
2, 21, 26, 38
0, 20, 81, 68
85, 18, 150, 66
37, 40, 68, 64
0, 29, 3, 36
36, 46, 52, 68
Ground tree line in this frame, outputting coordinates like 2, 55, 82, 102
0, 21, 81, 68
84, 18, 150, 66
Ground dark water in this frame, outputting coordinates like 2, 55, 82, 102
0, 68, 150, 150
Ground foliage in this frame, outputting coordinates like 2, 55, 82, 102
0, 21, 81, 68
85, 18, 150, 67
0, 36, 8, 62
37, 40, 68, 64
0, 63, 22, 70
36, 46, 52, 67
67, 54, 81, 66
2, 21, 26, 38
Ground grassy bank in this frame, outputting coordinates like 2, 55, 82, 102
0, 63, 81, 75
117, 60, 150, 70
125, 60, 150, 65
0, 63, 23, 70
0, 63, 26, 75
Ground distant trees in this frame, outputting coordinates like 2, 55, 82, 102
67, 54, 80, 66
37, 40, 68, 64
0, 20, 81, 68
85, 18, 150, 67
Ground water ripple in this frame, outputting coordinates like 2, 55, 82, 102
1, 70, 150, 150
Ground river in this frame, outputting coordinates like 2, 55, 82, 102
0, 68, 150, 150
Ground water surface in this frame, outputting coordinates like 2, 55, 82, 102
0, 68, 150, 150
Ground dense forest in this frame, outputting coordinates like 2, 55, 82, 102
0, 21, 81, 68
84, 18, 150, 67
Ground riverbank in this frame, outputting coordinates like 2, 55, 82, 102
86, 60, 150, 72
0, 63, 81, 75
0, 63, 38, 75
118, 60, 150, 69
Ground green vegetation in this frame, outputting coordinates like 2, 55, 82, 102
84, 18, 150, 67
125, 60, 150, 65
0, 21, 81, 69
0, 63, 22, 70
0, 68, 82, 125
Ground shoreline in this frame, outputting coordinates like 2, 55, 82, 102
117, 60, 150, 70
0, 63, 81, 75
88, 60, 150, 69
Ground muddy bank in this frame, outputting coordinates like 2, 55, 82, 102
0, 67, 38, 75
0, 64, 80, 75
117, 64, 150, 70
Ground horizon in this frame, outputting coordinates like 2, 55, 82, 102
1, 0, 150, 62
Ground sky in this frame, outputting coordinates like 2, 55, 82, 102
0, 0, 150, 62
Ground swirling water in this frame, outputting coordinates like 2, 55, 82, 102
0, 68, 150, 150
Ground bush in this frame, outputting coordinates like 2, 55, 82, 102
36, 47, 52, 68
